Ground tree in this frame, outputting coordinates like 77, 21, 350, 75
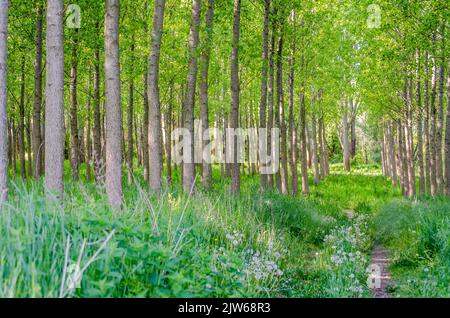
259, 0, 270, 190
0, 0, 8, 203
44, 0, 65, 197
32, 1, 44, 178
199, 0, 214, 189
230, 0, 241, 194
182, 0, 202, 193
148, 0, 166, 192
69, 29, 80, 181
104, 0, 123, 208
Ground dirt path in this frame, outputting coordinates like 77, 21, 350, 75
343, 209, 391, 298
369, 245, 391, 298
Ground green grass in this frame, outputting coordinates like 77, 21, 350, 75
374, 197, 450, 297
1, 162, 448, 298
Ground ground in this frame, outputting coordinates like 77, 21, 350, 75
0, 163, 448, 298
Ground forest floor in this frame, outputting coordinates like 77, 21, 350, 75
0, 163, 448, 298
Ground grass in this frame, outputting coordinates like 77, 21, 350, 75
1, 162, 448, 298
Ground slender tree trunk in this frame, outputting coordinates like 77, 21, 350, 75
405, 77, 415, 197
182, 0, 201, 193
342, 101, 350, 172
27, 114, 32, 177
288, 39, 298, 195
70, 29, 79, 181
350, 117, 356, 158
127, 41, 135, 185
165, 79, 173, 184
424, 52, 431, 193
0, 0, 8, 203
18, 56, 26, 179
430, 43, 438, 195
299, 87, 309, 194
230, 0, 241, 194
276, 35, 287, 194
93, 24, 102, 183
267, 35, 275, 189
199, 0, 214, 188
148, 0, 166, 192
311, 109, 320, 184
142, 8, 149, 181
416, 51, 425, 194
388, 121, 398, 187
436, 34, 445, 194
32, 2, 44, 178
104, 0, 123, 208
318, 116, 326, 178
444, 60, 450, 196
45, 0, 65, 196
86, 65, 92, 182
259, 0, 270, 189
11, 121, 16, 177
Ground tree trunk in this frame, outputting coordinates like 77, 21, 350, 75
444, 60, 450, 196
288, 38, 298, 195
18, 56, 26, 179
342, 101, 350, 172
279, 38, 289, 194
299, 87, 309, 194
143, 6, 149, 181
424, 52, 431, 193
388, 121, 398, 187
259, 0, 270, 189
32, 2, 44, 178
436, 35, 445, 194
93, 23, 102, 183
104, 0, 123, 208
86, 66, 92, 182
430, 44, 438, 195
416, 51, 425, 194
311, 109, 320, 184
165, 79, 173, 185
27, 114, 32, 177
0, 0, 8, 203
69, 29, 79, 181
199, 0, 214, 188
127, 41, 135, 185
267, 35, 275, 189
230, 0, 241, 194
405, 77, 415, 197
45, 0, 65, 197
182, 0, 201, 193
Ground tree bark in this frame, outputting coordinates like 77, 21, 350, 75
93, 22, 102, 183
104, 0, 123, 208
86, 65, 92, 182
127, 41, 135, 185
199, 0, 214, 189
69, 29, 79, 181
267, 35, 275, 189
32, 2, 44, 178
182, 0, 201, 193
259, 0, 270, 190
288, 37, 298, 195
45, 0, 65, 197
27, 114, 32, 177
416, 51, 425, 194
444, 60, 450, 196
430, 43, 438, 195
230, 0, 241, 194
299, 86, 309, 194
436, 33, 445, 194
0, 0, 8, 203
18, 56, 26, 179
342, 101, 350, 172
311, 107, 320, 184
424, 52, 431, 193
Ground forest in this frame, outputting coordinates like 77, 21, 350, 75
0, 0, 448, 298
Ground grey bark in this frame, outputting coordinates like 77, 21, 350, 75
148, 0, 166, 192
230, 0, 241, 194
44, 0, 65, 197
259, 0, 270, 189
104, 0, 123, 208
182, 0, 201, 193
199, 0, 214, 188
33, 2, 44, 178
0, 0, 8, 203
